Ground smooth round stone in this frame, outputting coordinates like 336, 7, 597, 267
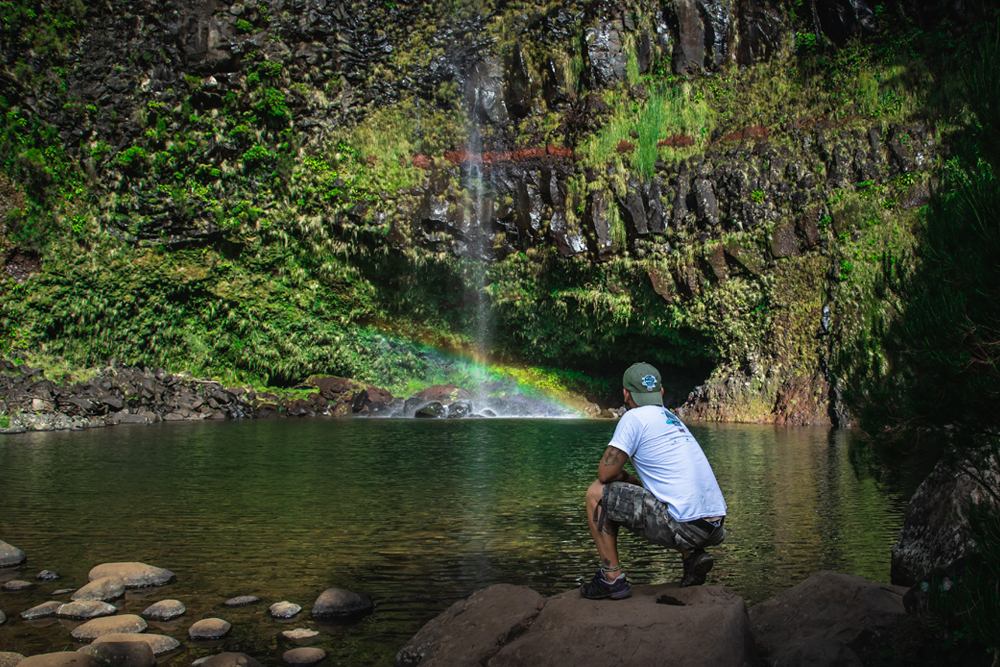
268, 602, 301, 619
222, 596, 260, 607
35, 571, 60, 582
195, 653, 263, 667
78, 641, 155, 667
19, 654, 103, 667
71, 614, 147, 641
0, 652, 25, 667
0, 540, 26, 568
91, 634, 180, 656
72, 576, 125, 602
88, 563, 173, 588
310, 588, 373, 619
57, 601, 117, 619
2, 580, 33, 592
51, 589, 77, 596
20, 601, 62, 620
282, 648, 326, 666
141, 600, 185, 621
188, 618, 231, 640
280, 628, 319, 642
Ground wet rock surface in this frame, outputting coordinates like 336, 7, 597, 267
70, 614, 148, 641
56, 601, 117, 619
0, 541, 26, 568
34, 571, 59, 582
77, 641, 156, 667
222, 596, 260, 607
281, 648, 326, 666
1, 580, 33, 592
19, 602, 62, 620
19, 654, 104, 667
88, 563, 173, 588
140, 599, 185, 621
71, 576, 125, 602
0, 653, 24, 667
189, 618, 232, 640
280, 628, 320, 643
197, 654, 263, 667
268, 602, 302, 619
90, 633, 180, 656
311, 588, 373, 619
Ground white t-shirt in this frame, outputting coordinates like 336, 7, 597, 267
608, 405, 727, 522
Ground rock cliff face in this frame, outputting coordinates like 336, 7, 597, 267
0, 0, 988, 416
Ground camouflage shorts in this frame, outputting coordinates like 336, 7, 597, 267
601, 482, 726, 552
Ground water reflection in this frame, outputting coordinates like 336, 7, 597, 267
0, 419, 908, 665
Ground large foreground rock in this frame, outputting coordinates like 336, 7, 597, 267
891, 457, 1000, 586
0, 653, 24, 667
18, 655, 103, 667
78, 641, 155, 667
88, 563, 173, 588
91, 634, 180, 656
0, 541, 26, 567
396, 583, 757, 667
749, 571, 907, 665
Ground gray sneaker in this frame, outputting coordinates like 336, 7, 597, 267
680, 550, 713, 587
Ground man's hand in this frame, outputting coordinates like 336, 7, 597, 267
598, 446, 641, 486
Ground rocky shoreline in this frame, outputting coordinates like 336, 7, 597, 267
0, 357, 582, 435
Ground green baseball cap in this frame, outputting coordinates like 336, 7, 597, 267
623, 362, 663, 407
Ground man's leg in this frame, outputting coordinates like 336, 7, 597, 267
586, 479, 621, 581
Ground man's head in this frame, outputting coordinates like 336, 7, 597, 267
623, 362, 663, 407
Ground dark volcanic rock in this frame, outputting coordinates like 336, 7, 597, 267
311, 588, 374, 619
414, 402, 447, 419
891, 457, 1000, 586
749, 571, 906, 664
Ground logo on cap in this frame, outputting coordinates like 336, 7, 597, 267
641, 374, 657, 391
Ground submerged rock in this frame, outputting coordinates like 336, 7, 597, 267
91, 633, 180, 656
57, 601, 117, 619
70, 614, 148, 641
35, 570, 60, 582
0, 541, 26, 568
72, 576, 125, 602
0, 610, 5, 625
78, 641, 155, 667
222, 595, 260, 607
269, 601, 302, 619
311, 588, 373, 619
1, 580, 32, 592
140, 599, 185, 621
19, 601, 62, 620
50, 588, 77, 596
189, 618, 232, 640
88, 563, 173, 588
282, 648, 326, 666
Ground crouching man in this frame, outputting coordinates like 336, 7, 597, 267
581, 362, 728, 600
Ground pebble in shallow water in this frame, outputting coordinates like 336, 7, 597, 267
34, 571, 59, 582
189, 618, 232, 640
268, 602, 302, 619
57, 600, 117, 620
223, 595, 260, 607
310, 588, 373, 619
72, 576, 125, 602
88, 563, 174, 588
141, 599, 185, 621
50, 588, 76, 596
1, 580, 32, 592
78, 641, 155, 667
71, 614, 148, 641
282, 648, 326, 666
280, 628, 320, 642
0, 541, 26, 568
19, 601, 61, 620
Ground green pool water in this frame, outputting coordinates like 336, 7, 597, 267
0, 418, 909, 665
